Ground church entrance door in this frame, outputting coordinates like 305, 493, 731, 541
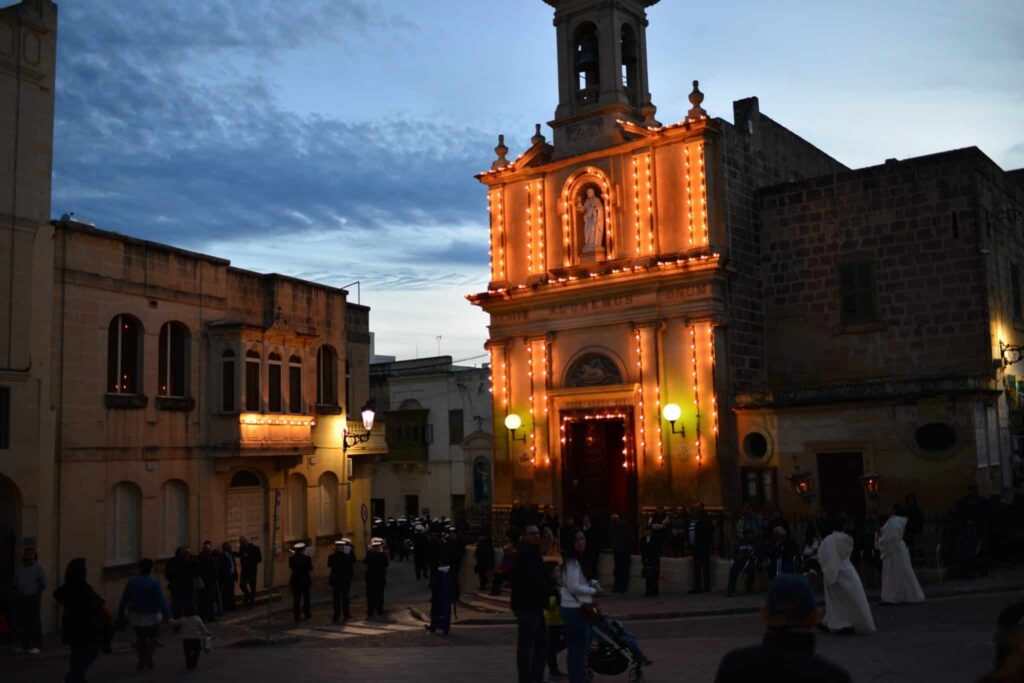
561, 410, 637, 549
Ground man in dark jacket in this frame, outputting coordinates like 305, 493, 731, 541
510, 525, 549, 683
714, 574, 851, 683
237, 536, 262, 608
608, 514, 632, 594
217, 542, 238, 612
328, 538, 356, 622
640, 523, 661, 597
364, 537, 390, 617
288, 542, 313, 622
164, 546, 195, 618
688, 503, 714, 593
195, 541, 219, 621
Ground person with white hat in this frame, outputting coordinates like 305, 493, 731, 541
328, 538, 356, 622
288, 542, 313, 622
364, 537, 389, 618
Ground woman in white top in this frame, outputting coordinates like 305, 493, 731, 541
560, 529, 600, 683
878, 504, 925, 604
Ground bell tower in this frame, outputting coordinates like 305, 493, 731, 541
544, 0, 659, 158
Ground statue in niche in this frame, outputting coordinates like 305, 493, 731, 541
575, 186, 605, 254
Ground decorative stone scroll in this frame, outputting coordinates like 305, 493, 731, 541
565, 353, 623, 388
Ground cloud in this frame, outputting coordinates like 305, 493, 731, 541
51, 1, 492, 257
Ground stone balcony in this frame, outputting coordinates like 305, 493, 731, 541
208, 412, 316, 457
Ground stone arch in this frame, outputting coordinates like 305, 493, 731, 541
563, 347, 627, 388
560, 167, 615, 264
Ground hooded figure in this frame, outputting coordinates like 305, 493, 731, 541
816, 518, 876, 635
877, 506, 925, 605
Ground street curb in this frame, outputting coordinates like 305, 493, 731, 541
449, 581, 1024, 626
231, 636, 301, 648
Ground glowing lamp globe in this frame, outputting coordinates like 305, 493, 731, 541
662, 403, 682, 423
504, 413, 523, 431
361, 405, 375, 431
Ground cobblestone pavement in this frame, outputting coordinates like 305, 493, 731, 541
2, 588, 1010, 682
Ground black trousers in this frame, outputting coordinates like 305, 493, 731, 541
366, 582, 384, 615
14, 594, 42, 649
170, 587, 193, 618
183, 638, 202, 670
644, 565, 660, 596
414, 557, 427, 580
693, 552, 711, 592
292, 583, 311, 620
515, 611, 548, 683
219, 576, 237, 611
239, 570, 257, 605
332, 582, 351, 620
546, 623, 566, 674
613, 551, 631, 593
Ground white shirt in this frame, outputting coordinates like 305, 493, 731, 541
171, 615, 212, 640
559, 558, 597, 608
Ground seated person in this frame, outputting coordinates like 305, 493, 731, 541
489, 544, 516, 595
727, 531, 758, 596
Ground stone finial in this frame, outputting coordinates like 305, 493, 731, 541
491, 134, 510, 170
531, 123, 546, 147
688, 79, 707, 118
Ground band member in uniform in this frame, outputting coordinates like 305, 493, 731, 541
412, 525, 428, 581
328, 538, 356, 622
288, 542, 313, 622
364, 537, 389, 618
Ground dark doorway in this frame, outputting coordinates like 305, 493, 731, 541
404, 495, 419, 519
0, 474, 22, 620
816, 452, 866, 522
561, 411, 637, 548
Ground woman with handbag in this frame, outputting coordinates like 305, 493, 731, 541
560, 529, 601, 683
54, 558, 108, 683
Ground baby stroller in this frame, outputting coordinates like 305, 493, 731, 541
587, 614, 647, 683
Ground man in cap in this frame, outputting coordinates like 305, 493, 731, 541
288, 542, 313, 622
328, 538, 356, 622
713, 574, 852, 683
364, 537, 390, 618
412, 524, 428, 580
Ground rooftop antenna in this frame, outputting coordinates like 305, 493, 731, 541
436, 335, 442, 356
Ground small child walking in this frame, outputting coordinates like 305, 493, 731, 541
171, 603, 212, 670
544, 562, 567, 679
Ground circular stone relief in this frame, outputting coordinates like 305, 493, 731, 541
915, 423, 956, 452
742, 432, 770, 461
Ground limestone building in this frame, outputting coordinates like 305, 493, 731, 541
367, 356, 493, 523
0, 0, 386, 627
469, 0, 1023, 531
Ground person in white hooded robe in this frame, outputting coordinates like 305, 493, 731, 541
815, 515, 875, 635
877, 504, 925, 604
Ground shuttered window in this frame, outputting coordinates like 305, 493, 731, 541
161, 480, 189, 556
107, 482, 142, 565
839, 261, 876, 325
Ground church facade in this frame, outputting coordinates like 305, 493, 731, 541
469, 0, 1023, 530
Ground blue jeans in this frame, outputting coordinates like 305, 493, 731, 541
560, 607, 593, 683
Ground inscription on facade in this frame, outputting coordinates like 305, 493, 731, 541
495, 310, 529, 323
549, 295, 634, 316
661, 284, 709, 301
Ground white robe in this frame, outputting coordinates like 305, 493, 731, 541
818, 531, 876, 633
878, 515, 925, 604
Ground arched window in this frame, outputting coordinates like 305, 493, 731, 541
573, 22, 600, 103
620, 23, 638, 102
316, 345, 338, 407
221, 349, 237, 412
286, 473, 308, 541
288, 355, 303, 413
245, 350, 261, 411
161, 480, 189, 556
268, 352, 282, 413
107, 481, 142, 565
317, 472, 339, 536
107, 314, 142, 394
158, 322, 190, 397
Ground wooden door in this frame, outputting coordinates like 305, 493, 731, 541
816, 452, 866, 522
227, 486, 266, 584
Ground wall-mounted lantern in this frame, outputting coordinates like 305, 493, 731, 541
343, 401, 376, 453
786, 457, 816, 504
505, 413, 526, 443
662, 403, 685, 435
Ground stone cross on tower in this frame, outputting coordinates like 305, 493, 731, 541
543, 0, 660, 158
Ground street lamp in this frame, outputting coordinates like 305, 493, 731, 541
786, 457, 816, 504
343, 401, 376, 453
662, 402, 685, 435
504, 413, 526, 442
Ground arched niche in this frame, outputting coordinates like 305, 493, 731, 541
560, 167, 614, 265
563, 351, 626, 388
